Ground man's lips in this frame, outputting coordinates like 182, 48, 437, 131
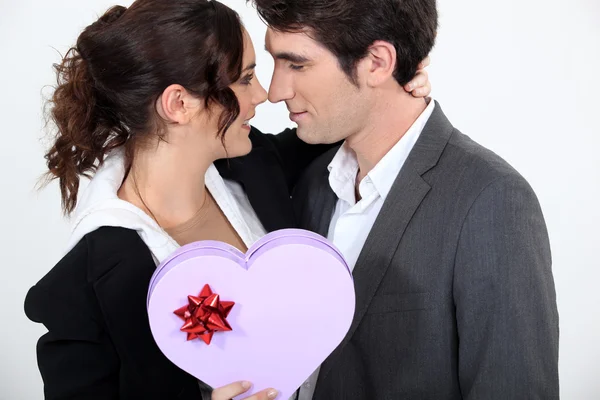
289, 111, 308, 123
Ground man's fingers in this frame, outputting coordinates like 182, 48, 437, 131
418, 55, 431, 69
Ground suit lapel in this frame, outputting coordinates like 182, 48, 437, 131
315, 102, 455, 392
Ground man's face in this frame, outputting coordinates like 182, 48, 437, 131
265, 27, 369, 145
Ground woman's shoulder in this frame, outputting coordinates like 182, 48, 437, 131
24, 227, 153, 324
36, 227, 147, 286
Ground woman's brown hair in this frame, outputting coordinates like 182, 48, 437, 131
44, 0, 244, 214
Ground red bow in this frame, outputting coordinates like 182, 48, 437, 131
173, 284, 235, 345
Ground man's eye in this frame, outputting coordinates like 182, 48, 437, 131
289, 64, 304, 71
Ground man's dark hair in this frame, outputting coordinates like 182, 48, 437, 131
251, 0, 437, 85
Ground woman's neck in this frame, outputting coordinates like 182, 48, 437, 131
118, 141, 216, 229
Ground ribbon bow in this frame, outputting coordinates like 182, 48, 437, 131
173, 284, 235, 344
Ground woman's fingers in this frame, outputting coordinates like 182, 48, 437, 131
243, 388, 279, 400
211, 381, 252, 400
405, 69, 431, 98
211, 381, 278, 400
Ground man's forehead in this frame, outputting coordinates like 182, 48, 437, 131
264, 27, 324, 55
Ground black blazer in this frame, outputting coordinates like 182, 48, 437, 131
24, 127, 334, 400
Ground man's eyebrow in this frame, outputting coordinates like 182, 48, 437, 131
265, 46, 311, 63
243, 62, 257, 72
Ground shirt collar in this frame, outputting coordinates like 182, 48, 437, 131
369, 99, 435, 200
327, 99, 436, 202
327, 141, 360, 205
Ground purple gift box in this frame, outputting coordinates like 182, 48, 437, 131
147, 228, 355, 399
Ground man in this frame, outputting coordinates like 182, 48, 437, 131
252, 0, 560, 399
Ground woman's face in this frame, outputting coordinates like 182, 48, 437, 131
217, 29, 268, 158
159, 29, 267, 160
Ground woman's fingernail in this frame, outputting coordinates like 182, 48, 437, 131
407, 84, 413, 91
267, 389, 278, 399
241, 381, 251, 389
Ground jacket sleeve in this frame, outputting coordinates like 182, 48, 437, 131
254, 126, 340, 191
453, 174, 560, 399
24, 240, 120, 400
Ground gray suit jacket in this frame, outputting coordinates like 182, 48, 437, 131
292, 102, 559, 400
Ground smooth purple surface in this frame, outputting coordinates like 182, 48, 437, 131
147, 229, 355, 399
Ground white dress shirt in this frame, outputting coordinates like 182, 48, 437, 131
205, 163, 268, 248
68, 147, 267, 264
296, 99, 435, 400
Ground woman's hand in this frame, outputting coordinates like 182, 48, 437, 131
405, 56, 432, 98
212, 381, 278, 400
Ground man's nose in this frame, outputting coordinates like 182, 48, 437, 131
268, 74, 295, 104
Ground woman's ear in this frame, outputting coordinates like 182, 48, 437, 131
155, 84, 203, 124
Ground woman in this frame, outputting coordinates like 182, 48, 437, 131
24, 1, 431, 399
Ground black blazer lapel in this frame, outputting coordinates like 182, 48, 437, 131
315, 178, 338, 237
315, 102, 455, 393
292, 146, 340, 237
215, 146, 296, 233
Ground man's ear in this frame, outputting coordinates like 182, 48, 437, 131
155, 84, 202, 124
362, 40, 397, 87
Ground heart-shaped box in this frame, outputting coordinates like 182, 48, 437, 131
147, 229, 355, 399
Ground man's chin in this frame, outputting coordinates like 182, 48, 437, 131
297, 128, 341, 146
296, 127, 321, 145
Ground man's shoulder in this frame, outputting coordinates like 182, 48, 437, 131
440, 128, 531, 191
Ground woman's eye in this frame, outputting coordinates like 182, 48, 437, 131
242, 74, 254, 85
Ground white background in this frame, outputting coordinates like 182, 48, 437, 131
1, 0, 598, 398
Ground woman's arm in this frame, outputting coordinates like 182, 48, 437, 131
24, 241, 120, 399
257, 127, 339, 191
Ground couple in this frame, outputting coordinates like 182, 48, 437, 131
25, 0, 560, 399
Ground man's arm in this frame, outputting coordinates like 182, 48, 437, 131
453, 174, 559, 399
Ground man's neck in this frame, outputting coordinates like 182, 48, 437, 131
347, 95, 428, 183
